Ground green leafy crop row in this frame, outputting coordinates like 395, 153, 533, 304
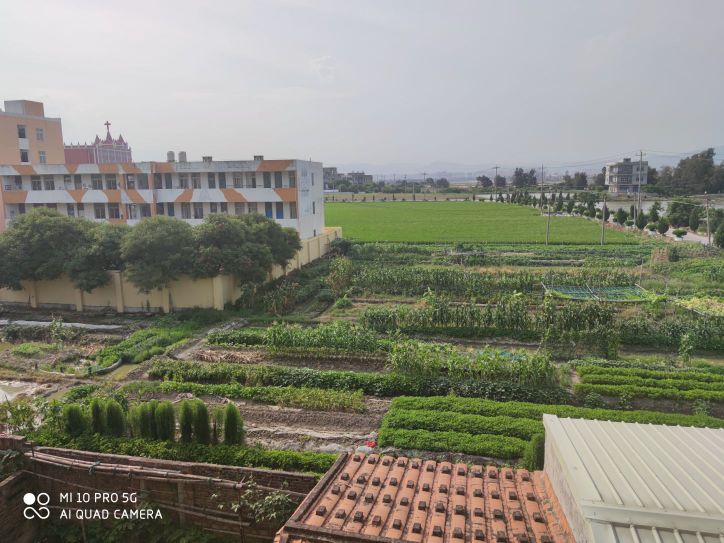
122, 381, 366, 413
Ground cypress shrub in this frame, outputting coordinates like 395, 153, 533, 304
127, 405, 142, 438
147, 400, 159, 440
63, 404, 87, 437
105, 400, 126, 437
154, 401, 176, 442
90, 398, 105, 434
224, 403, 244, 445
138, 404, 153, 439
522, 433, 545, 471
211, 407, 224, 445
179, 401, 194, 443
192, 400, 211, 445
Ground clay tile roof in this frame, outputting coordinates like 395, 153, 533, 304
277, 453, 573, 543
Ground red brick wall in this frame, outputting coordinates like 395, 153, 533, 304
0, 472, 37, 543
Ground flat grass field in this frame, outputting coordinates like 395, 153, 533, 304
325, 201, 637, 244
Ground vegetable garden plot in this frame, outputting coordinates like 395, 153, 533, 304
543, 284, 648, 302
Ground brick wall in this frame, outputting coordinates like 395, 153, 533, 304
0, 472, 37, 543
0, 436, 320, 541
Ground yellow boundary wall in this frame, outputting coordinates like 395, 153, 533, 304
0, 227, 341, 313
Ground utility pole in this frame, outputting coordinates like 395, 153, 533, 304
637, 150, 644, 218
540, 164, 544, 213
705, 192, 711, 246
546, 204, 552, 245
601, 193, 607, 245
494, 166, 499, 186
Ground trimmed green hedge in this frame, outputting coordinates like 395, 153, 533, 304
388, 396, 724, 427
576, 365, 724, 383
573, 383, 724, 402
30, 431, 336, 475
382, 409, 543, 440
122, 381, 366, 413
148, 360, 571, 404
579, 374, 724, 391
377, 427, 528, 459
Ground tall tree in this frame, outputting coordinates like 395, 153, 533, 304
0, 208, 88, 289
476, 175, 493, 188
65, 223, 129, 292
121, 216, 195, 292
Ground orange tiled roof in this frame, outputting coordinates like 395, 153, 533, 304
277, 453, 571, 543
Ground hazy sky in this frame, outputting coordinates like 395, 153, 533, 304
2, 0, 723, 170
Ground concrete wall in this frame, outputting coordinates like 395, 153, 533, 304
0, 227, 341, 313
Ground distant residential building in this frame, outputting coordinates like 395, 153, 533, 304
65, 121, 133, 164
0, 100, 65, 165
0, 154, 324, 238
605, 157, 647, 193
347, 171, 373, 184
323, 167, 342, 188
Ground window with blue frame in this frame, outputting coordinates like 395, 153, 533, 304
275, 202, 284, 219
265, 202, 273, 218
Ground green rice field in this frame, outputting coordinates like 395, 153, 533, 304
325, 201, 638, 244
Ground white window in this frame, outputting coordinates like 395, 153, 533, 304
105, 174, 117, 190
125, 174, 135, 189
91, 175, 103, 190
20, 150, 29, 163
234, 202, 244, 215
43, 176, 55, 190
178, 173, 188, 188
233, 173, 243, 188
220, 202, 228, 213
192, 173, 201, 189
36, 127, 44, 141
31, 176, 42, 190
210, 202, 218, 214
38, 151, 46, 164
247, 202, 258, 214
108, 203, 120, 219
289, 202, 297, 219
126, 204, 138, 220
94, 204, 106, 219
181, 203, 191, 219
67, 204, 75, 217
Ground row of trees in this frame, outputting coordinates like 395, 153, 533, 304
0, 209, 301, 293
66, 398, 244, 445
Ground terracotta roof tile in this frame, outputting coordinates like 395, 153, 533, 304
279, 453, 572, 543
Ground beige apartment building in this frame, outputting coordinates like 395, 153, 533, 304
0, 100, 65, 165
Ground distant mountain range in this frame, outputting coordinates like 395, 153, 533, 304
335, 146, 724, 182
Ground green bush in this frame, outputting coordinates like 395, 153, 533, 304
224, 403, 244, 445
192, 400, 211, 445
147, 359, 571, 405
522, 434, 545, 470
11, 342, 57, 357
95, 326, 193, 368
154, 401, 176, 442
90, 398, 105, 434
388, 396, 724, 428
104, 400, 126, 437
573, 383, 724, 403
63, 404, 87, 437
179, 400, 193, 444
124, 381, 366, 413
381, 409, 543, 440
377, 427, 528, 459
30, 431, 336, 475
